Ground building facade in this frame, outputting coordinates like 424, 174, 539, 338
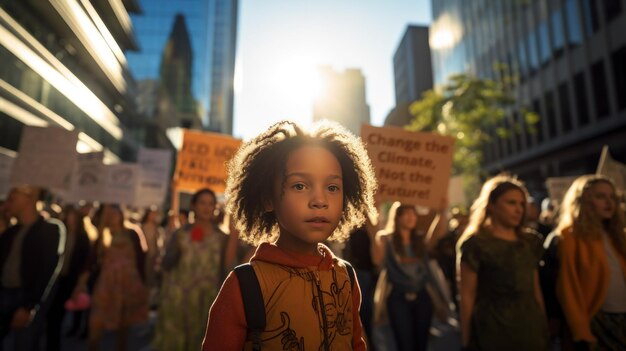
313, 66, 371, 135
127, 0, 238, 137
0, 0, 142, 162
386, 25, 434, 127
430, 0, 626, 197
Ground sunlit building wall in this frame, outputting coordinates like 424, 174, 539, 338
0, 0, 142, 162
430, 0, 626, 197
127, 0, 238, 136
313, 66, 371, 136
385, 25, 433, 127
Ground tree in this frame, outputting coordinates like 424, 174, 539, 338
407, 73, 539, 203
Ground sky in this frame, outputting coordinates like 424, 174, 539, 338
232, 0, 432, 140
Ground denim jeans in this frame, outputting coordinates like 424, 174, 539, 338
387, 287, 433, 351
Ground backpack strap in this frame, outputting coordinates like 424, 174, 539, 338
343, 260, 356, 289
234, 263, 265, 351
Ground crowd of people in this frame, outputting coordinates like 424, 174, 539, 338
0, 120, 624, 351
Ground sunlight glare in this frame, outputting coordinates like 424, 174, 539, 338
270, 55, 322, 107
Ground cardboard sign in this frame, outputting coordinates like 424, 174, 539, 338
135, 147, 172, 208
174, 130, 242, 193
101, 163, 139, 205
10, 126, 79, 189
0, 152, 15, 199
362, 124, 455, 208
448, 175, 467, 208
545, 176, 578, 204
597, 145, 626, 192
63, 152, 105, 203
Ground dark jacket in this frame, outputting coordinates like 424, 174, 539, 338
0, 216, 61, 309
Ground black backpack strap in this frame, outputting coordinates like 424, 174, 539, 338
343, 260, 356, 289
234, 263, 265, 351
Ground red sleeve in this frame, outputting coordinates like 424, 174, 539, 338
202, 271, 248, 350
351, 274, 367, 351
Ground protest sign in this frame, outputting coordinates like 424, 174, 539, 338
545, 176, 578, 204
63, 152, 105, 203
597, 145, 626, 192
10, 126, 78, 189
136, 147, 172, 208
101, 163, 139, 206
174, 130, 241, 193
448, 175, 467, 208
362, 124, 455, 208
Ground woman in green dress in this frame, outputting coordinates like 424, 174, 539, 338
457, 175, 549, 351
153, 188, 229, 351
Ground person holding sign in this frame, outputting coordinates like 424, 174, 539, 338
88, 204, 148, 351
457, 175, 549, 351
154, 188, 228, 351
555, 175, 626, 351
371, 201, 449, 351
203, 120, 377, 350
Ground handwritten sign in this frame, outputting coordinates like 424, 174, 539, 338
136, 147, 172, 208
10, 126, 78, 189
362, 124, 455, 208
545, 176, 578, 204
101, 163, 139, 205
597, 145, 626, 192
174, 130, 241, 193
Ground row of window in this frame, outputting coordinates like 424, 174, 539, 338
485, 43, 626, 162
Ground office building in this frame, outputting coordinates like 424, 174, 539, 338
386, 25, 434, 127
0, 0, 142, 162
313, 66, 371, 135
430, 0, 626, 196
127, 0, 238, 138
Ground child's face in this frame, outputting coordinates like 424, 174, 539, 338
271, 145, 343, 254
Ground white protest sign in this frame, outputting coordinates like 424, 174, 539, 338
0, 152, 15, 199
135, 147, 172, 208
10, 126, 79, 189
597, 145, 626, 192
448, 175, 466, 207
362, 124, 455, 208
545, 176, 578, 204
65, 152, 105, 203
101, 163, 139, 205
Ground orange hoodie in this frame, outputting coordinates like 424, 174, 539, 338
556, 227, 626, 342
202, 242, 366, 350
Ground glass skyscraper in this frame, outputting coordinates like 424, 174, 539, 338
127, 0, 238, 136
430, 0, 626, 196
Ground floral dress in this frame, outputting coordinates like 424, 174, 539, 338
153, 225, 227, 351
459, 230, 549, 351
90, 230, 148, 330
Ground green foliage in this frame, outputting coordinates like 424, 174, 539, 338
407, 73, 539, 202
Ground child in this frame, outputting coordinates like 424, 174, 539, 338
203, 120, 377, 350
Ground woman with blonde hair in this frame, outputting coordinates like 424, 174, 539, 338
555, 175, 626, 351
457, 174, 548, 351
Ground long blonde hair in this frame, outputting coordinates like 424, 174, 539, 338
458, 174, 529, 247
555, 175, 626, 256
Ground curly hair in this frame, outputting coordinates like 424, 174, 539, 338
225, 120, 378, 246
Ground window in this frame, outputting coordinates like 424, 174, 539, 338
565, 0, 583, 46
602, 0, 623, 22
573, 72, 590, 125
544, 91, 558, 138
527, 32, 540, 73
611, 46, 626, 111
518, 39, 529, 78
550, 9, 565, 56
558, 82, 572, 132
591, 60, 610, 118
581, 0, 600, 36
537, 22, 551, 65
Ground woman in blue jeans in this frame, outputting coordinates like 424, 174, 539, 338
373, 202, 447, 351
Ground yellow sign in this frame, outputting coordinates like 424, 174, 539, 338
362, 124, 455, 208
174, 130, 242, 193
